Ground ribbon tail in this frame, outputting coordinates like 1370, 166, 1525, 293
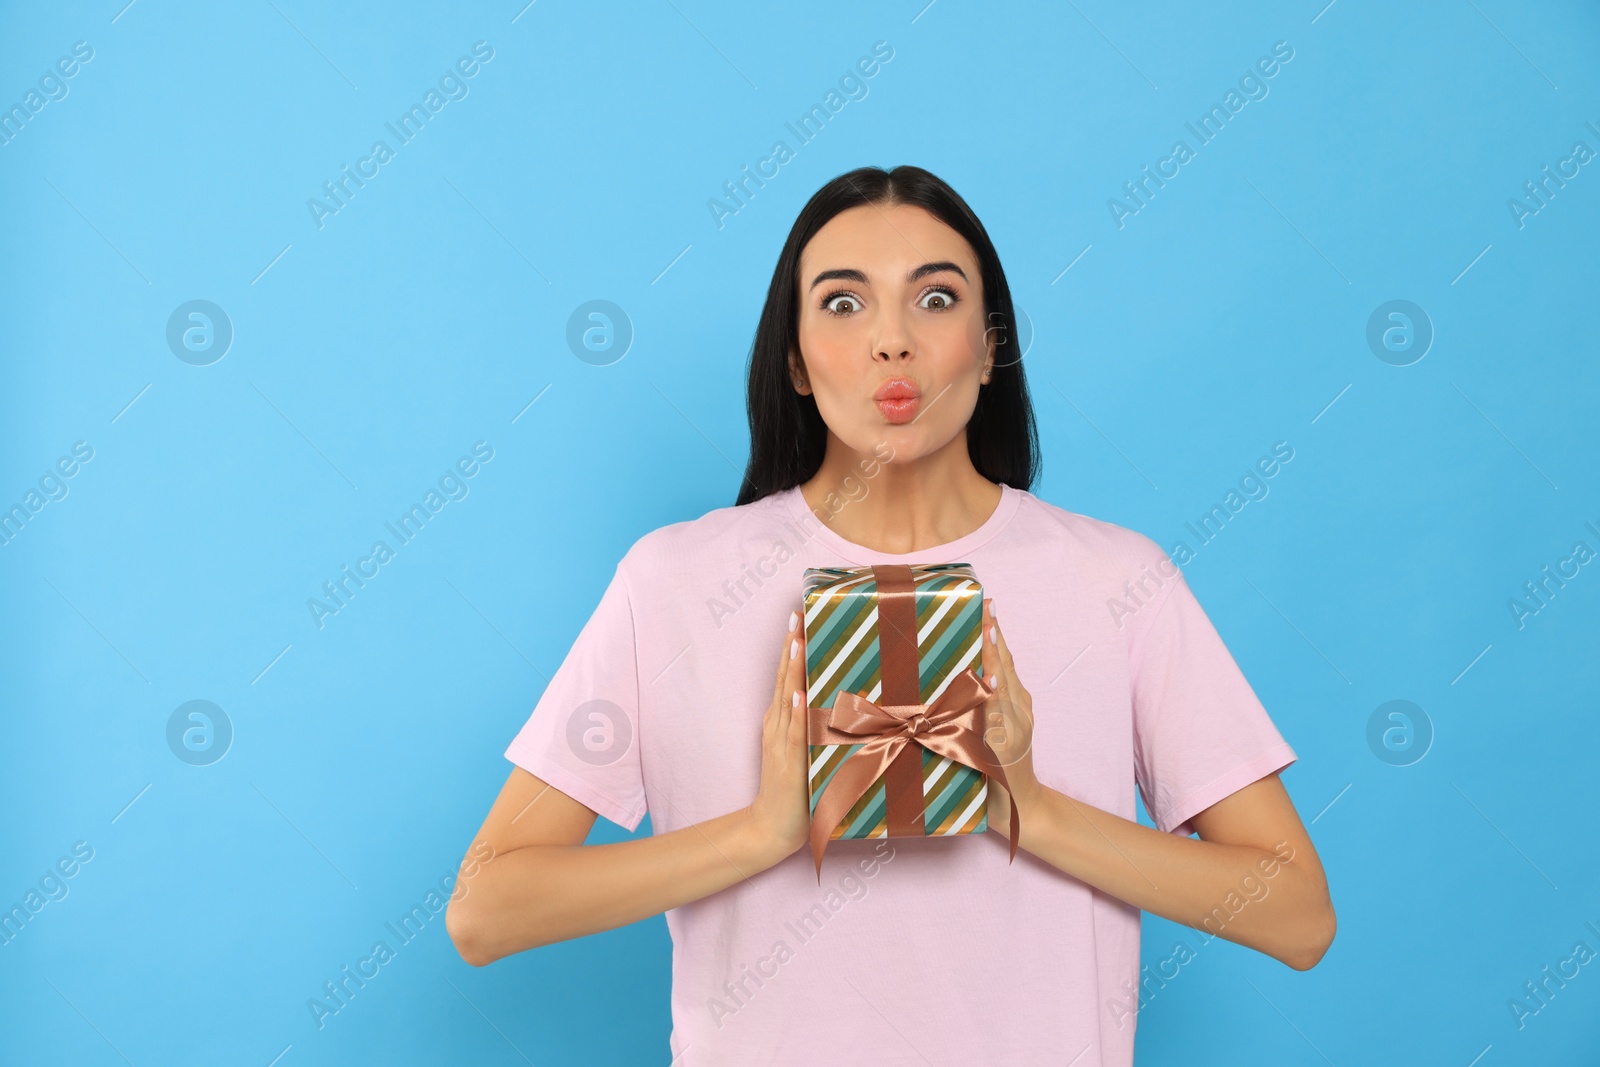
808, 735, 909, 883
978, 751, 1022, 864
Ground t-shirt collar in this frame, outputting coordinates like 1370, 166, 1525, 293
777, 482, 1021, 565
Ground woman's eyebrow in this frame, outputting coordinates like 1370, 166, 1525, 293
807, 261, 969, 290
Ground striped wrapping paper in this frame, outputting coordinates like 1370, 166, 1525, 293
801, 562, 990, 841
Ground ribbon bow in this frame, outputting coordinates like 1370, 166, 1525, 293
807, 665, 1021, 881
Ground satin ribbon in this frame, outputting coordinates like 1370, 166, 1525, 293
805, 568, 1021, 881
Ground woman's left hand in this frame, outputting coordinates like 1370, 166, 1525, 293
981, 597, 1042, 842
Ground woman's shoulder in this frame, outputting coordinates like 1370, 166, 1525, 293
616, 489, 792, 575
1011, 488, 1175, 575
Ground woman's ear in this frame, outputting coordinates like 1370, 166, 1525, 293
980, 312, 1001, 384
788, 347, 812, 395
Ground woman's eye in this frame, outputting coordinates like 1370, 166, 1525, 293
822, 286, 958, 316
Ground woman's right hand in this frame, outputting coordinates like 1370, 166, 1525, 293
745, 609, 811, 866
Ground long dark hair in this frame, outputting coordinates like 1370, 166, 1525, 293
734, 165, 1041, 506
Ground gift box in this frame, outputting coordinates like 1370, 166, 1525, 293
800, 562, 1019, 879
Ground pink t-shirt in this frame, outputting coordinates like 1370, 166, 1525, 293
504, 483, 1297, 1066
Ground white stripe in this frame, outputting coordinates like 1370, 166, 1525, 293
918, 579, 972, 644
922, 755, 956, 799
812, 605, 878, 696
809, 743, 840, 778
803, 573, 874, 627
926, 622, 983, 704
943, 783, 988, 835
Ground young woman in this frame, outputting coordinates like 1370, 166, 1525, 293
446, 165, 1335, 1065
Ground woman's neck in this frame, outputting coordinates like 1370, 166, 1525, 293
796, 434, 1002, 555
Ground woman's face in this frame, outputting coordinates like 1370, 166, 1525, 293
791, 202, 995, 464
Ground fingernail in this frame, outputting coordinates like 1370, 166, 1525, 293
990, 602, 997, 622
788, 610, 799, 633
792, 690, 801, 708
987, 624, 996, 644
987, 673, 999, 690
790, 638, 799, 660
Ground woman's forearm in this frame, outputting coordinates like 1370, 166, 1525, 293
1005, 783, 1335, 969
450, 807, 780, 966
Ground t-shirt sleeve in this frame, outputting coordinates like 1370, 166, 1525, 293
503, 556, 648, 832
1128, 563, 1297, 837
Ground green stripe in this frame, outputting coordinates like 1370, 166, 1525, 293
842, 783, 887, 838
924, 757, 985, 831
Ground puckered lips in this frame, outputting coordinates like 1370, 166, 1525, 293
872, 376, 921, 424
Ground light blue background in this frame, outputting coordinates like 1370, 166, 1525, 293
2, 1, 1597, 1064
